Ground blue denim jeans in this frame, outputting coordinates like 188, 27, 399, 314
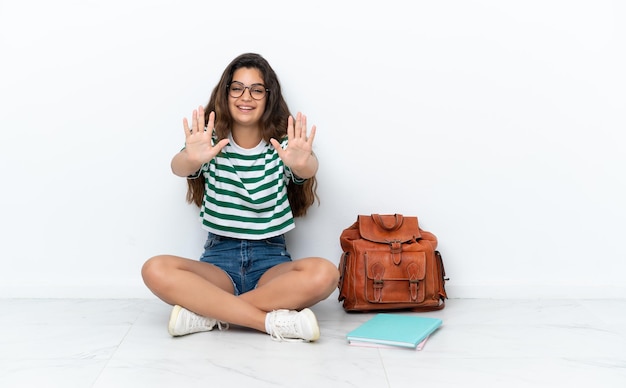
199, 232, 292, 295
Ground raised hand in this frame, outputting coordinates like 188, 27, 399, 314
270, 112, 317, 177
182, 106, 229, 165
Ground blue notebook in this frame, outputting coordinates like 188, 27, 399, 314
346, 313, 442, 349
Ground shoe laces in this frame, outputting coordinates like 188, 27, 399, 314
268, 310, 303, 342
186, 311, 229, 332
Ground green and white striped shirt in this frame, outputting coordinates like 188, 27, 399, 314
193, 133, 305, 240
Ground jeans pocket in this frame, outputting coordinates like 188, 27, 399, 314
203, 232, 221, 250
264, 234, 286, 248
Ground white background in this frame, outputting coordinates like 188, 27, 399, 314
1, 0, 624, 299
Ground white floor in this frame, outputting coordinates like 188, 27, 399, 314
1, 296, 625, 388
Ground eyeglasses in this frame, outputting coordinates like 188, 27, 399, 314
227, 81, 269, 100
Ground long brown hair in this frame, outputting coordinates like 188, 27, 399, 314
185, 53, 318, 217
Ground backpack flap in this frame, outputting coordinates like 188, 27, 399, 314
358, 214, 421, 243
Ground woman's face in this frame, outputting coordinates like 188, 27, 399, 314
228, 67, 267, 129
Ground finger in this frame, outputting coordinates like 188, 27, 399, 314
183, 117, 191, 137
207, 111, 215, 133
287, 115, 295, 140
269, 138, 284, 158
300, 113, 309, 139
212, 138, 230, 154
191, 109, 198, 132
197, 105, 206, 131
294, 112, 303, 138
307, 125, 317, 145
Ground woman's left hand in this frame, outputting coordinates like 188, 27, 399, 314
270, 112, 318, 178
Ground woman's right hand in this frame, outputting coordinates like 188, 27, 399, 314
182, 106, 229, 165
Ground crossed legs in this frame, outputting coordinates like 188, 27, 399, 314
141, 255, 339, 333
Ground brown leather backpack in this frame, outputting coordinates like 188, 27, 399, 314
338, 214, 448, 312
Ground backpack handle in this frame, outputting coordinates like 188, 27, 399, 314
372, 213, 404, 231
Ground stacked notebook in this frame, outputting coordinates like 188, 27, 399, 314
346, 313, 442, 350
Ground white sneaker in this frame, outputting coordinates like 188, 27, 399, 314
266, 308, 320, 342
168, 305, 229, 337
